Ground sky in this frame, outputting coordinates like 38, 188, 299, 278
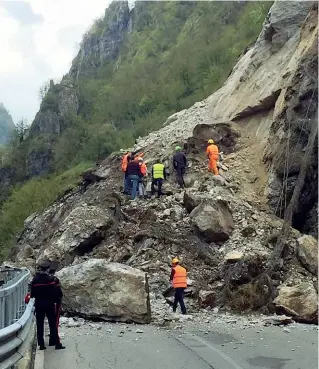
0, 0, 112, 125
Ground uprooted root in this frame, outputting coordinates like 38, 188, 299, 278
222, 255, 276, 313
223, 273, 275, 313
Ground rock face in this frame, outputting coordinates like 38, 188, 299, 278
70, 2, 131, 79
190, 199, 234, 242
296, 235, 318, 275
204, 1, 318, 235
274, 283, 318, 322
56, 259, 151, 324
39, 206, 115, 267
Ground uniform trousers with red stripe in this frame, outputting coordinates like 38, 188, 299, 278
35, 300, 57, 347
54, 301, 62, 345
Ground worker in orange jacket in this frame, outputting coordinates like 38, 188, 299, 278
138, 157, 147, 198
170, 258, 187, 315
206, 139, 219, 175
134, 151, 145, 161
121, 151, 131, 194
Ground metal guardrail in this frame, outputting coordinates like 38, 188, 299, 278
0, 267, 35, 369
0, 267, 30, 329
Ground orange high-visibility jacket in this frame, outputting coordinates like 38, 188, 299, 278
172, 265, 187, 288
206, 144, 219, 158
121, 153, 130, 172
134, 152, 145, 160
140, 163, 147, 177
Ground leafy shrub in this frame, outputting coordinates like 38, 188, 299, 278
0, 162, 91, 261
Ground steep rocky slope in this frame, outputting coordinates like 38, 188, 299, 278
7, 1, 318, 324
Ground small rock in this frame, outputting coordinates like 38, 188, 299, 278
224, 251, 243, 262
163, 209, 171, 217
135, 329, 144, 333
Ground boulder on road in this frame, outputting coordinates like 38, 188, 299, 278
296, 235, 318, 275
190, 199, 234, 242
57, 259, 151, 324
274, 282, 318, 322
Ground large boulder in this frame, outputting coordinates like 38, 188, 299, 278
296, 235, 318, 275
57, 259, 151, 324
183, 191, 202, 212
274, 282, 318, 322
190, 199, 234, 242
39, 205, 114, 266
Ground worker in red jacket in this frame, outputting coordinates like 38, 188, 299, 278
170, 258, 187, 315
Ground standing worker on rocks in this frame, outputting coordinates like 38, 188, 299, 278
31, 260, 58, 350
48, 261, 66, 350
121, 151, 131, 194
126, 155, 143, 200
151, 159, 166, 197
172, 146, 187, 188
138, 157, 147, 198
170, 258, 187, 315
206, 139, 219, 175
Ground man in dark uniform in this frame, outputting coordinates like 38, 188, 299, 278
31, 260, 57, 350
172, 146, 187, 188
48, 261, 65, 350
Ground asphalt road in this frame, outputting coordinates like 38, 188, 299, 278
43, 321, 318, 369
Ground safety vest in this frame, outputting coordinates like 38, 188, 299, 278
172, 265, 187, 288
140, 163, 147, 176
152, 163, 165, 179
121, 154, 130, 172
206, 144, 219, 158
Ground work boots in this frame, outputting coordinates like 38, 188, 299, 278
55, 343, 66, 350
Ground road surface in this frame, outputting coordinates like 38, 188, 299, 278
42, 320, 318, 369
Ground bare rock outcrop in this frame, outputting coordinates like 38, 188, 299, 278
56, 259, 151, 324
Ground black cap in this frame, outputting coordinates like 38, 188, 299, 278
37, 260, 50, 269
49, 261, 59, 271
